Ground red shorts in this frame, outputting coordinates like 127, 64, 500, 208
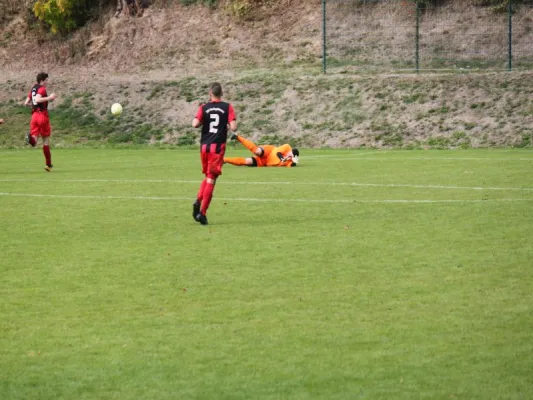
30, 112, 51, 137
201, 152, 224, 178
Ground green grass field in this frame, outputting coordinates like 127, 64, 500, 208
1, 148, 532, 399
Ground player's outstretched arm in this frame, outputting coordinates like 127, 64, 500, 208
34, 93, 56, 104
278, 151, 294, 162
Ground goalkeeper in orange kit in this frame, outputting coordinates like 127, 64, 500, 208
224, 134, 300, 167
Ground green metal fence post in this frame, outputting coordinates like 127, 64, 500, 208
508, 0, 512, 71
416, 0, 420, 72
322, 0, 327, 74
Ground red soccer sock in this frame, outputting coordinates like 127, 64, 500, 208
30, 136, 37, 147
200, 182, 215, 215
43, 145, 52, 166
197, 179, 207, 202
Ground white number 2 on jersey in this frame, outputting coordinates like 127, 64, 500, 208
31, 90, 38, 106
209, 114, 220, 134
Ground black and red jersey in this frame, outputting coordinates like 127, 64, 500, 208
195, 101, 236, 148
29, 84, 48, 113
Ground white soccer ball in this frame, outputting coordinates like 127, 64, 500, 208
111, 103, 123, 116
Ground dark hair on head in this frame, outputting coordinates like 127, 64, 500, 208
36, 72, 49, 84
210, 82, 223, 98
293, 148, 299, 157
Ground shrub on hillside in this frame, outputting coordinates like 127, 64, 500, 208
225, 0, 275, 19
33, 0, 77, 34
32, 0, 114, 34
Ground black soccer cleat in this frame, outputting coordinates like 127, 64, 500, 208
195, 213, 208, 225
229, 133, 238, 141
192, 200, 200, 221
26, 131, 35, 147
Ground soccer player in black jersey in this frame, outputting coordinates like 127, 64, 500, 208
191, 83, 237, 225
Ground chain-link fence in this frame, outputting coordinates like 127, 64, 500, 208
323, 0, 533, 72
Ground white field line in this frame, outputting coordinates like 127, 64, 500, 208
1, 179, 532, 192
302, 156, 533, 161
0, 192, 531, 204
300, 152, 377, 158
1, 153, 531, 162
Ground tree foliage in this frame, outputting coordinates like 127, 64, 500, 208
32, 0, 113, 34
33, 0, 76, 34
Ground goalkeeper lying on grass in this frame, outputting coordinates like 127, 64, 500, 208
224, 134, 299, 168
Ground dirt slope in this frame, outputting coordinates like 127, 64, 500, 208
1, 1, 532, 148
0, 1, 321, 74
